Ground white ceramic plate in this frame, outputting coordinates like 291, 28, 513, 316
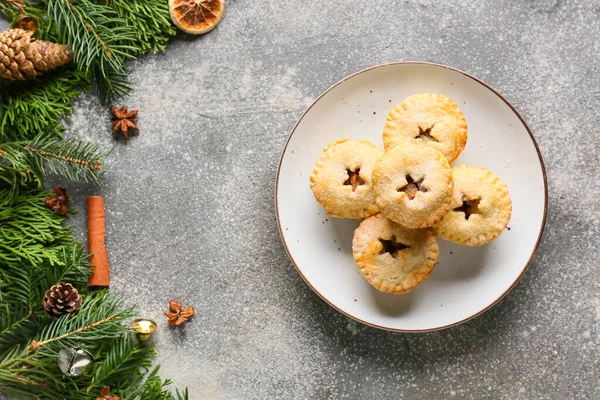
276, 62, 547, 332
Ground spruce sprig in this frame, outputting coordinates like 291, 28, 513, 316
29, 293, 135, 356
0, 287, 165, 399
0, 0, 25, 13
121, 367, 190, 400
0, 135, 108, 191
0, 188, 89, 352
106, 0, 178, 55
90, 333, 152, 391
47, 0, 138, 104
1, 0, 177, 131
0, 186, 185, 398
0, 1, 185, 396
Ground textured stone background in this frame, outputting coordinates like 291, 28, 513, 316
3, 0, 600, 398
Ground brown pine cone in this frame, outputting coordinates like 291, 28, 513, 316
43, 283, 82, 320
0, 28, 73, 81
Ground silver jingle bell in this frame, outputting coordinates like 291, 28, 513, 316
58, 347, 94, 377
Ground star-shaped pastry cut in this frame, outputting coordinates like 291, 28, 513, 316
454, 198, 481, 220
398, 175, 426, 200
379, 236, 409, 258
343, 168, 365, 192
416, 125, 438, 142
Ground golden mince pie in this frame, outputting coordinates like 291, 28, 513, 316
434, 164, 512, 246
310, 138, 383, 219
372, 141, 453, 229
353, 214, 439, 294
382, 93, 468, 164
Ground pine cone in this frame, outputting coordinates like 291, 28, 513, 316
0, 28, 73, 81
43, 283, 82, 320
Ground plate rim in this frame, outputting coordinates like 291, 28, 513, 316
275, 61, 549, 332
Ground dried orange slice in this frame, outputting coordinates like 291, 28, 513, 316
169, 0, 226, 35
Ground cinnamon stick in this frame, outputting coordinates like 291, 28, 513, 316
87, 196, 110, 287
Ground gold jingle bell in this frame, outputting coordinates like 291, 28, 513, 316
13, 15, 39, 34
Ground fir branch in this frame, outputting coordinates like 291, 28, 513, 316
0, 203, 187, 397
32, 244, 91, 306
0, 187, 90, 351
30, 292, 135, 356
176, 388, 190, 400
2, 0, 176, 109
105, 0, 177, 55
0, 135, 107, 189
0, 363, 59, 398
0, 0, 25, 13
0, 264, 33, 307
120, 366, 189, 400
0, 307, 36, 350
0, 294, 147, 399
47, 0, 138, 104
89, 334, 153, 392
28, 314, 119, 352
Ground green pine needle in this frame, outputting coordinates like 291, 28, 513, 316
0, 188, 73, 267
33, 293, 135, 356
47, 0, 138, 104
107, 0, 178, 55
90, 334, 153, 391
0, 134, 108, 191
0, 69, 91, 142
0, 1, 186, 397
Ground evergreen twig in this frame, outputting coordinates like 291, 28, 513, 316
106, 0, 177, 55
0, 69, 91, 142
0, 135, 107, 191
0, 188, 73, 267
0, 0, 24, 13
28, 314, 119, 352
0, 1, 186, 396
47, 0, 138, 103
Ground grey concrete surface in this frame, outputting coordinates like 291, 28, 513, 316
3, 0, 600, 399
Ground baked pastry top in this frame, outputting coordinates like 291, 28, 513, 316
372, 140, 453, 228
310, 138, 383, 219
353, 213, 439, 294
382, 93, 468, 164
434, 164, 512, 246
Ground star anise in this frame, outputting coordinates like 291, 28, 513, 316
164, 300, 195, 326
44, 187, 71, 216
110, 106, 139, 139
97, 386, 120, 400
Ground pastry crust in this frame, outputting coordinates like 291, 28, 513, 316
353, 214, 439, 294
382, 93, 468, 164
433, 164, 512, 246
310, 138, 383, 219
372, 141, 453, 228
